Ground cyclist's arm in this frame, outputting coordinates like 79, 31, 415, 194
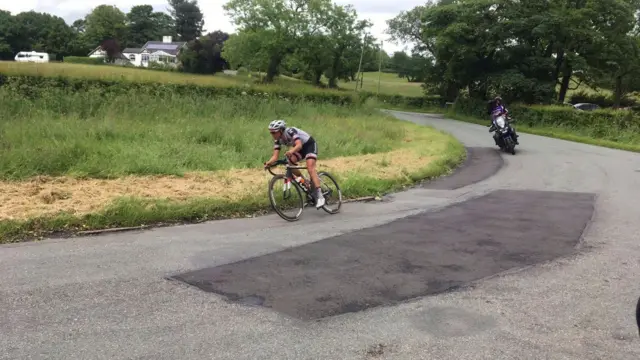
266, 141, 282, 165
287, 139, 303, 155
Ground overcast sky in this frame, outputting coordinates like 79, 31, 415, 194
0, 0, 417, 54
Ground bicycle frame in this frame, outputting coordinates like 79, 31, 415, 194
266, 159, 315, 200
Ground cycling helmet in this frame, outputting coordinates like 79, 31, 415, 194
268, 119, 286, 131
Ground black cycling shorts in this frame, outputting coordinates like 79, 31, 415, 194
289, 136, 318, 163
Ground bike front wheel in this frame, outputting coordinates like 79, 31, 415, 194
268, 175, 305, 221
317, 171, 342, 214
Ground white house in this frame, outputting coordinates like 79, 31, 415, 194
87, 47, 130, 65
88, 36, 187, 68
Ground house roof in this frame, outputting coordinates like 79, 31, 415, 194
140, 41, 187, 56
87, 46, 102, 56
122, 48, 142, 54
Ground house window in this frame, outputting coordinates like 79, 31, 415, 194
141, 54, 149, 62
157, 55, 172, 63
129, 54, 135, 61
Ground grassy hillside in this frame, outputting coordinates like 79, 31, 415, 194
0, 61, 427, 98
0, 62, 463, 242
338, 72, 426, 97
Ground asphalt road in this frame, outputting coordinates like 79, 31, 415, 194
2, 111, 640, 360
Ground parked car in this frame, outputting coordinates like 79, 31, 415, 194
572, 103, 600, 111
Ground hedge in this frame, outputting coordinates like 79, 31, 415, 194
0, 73, 440, 109
452, 97, 640, 135
63, 56, 107, 65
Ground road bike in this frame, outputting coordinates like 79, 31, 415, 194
265, 158, 342, 221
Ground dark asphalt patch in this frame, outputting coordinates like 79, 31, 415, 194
170, 190, 595, 320
423, 147, 504, 190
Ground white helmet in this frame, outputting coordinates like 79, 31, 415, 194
268, 119, 286, 131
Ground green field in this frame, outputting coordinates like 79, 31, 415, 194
0, 89, 408, 180
0, 61, 426, 98
0, 64, 464, 242
341, 71, 426, 97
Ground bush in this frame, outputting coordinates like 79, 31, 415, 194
569, 90, 637, 108
63, 56, 106, 65
147, 61, 177, 72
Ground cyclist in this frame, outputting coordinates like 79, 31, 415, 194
264, 120, 325, 208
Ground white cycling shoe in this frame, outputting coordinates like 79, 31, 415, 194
315, 195, 325, 208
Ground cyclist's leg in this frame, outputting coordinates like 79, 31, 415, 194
286, 151, 304, 178
302, 138, 324, 207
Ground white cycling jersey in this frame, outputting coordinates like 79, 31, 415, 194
273, 127, 311, 150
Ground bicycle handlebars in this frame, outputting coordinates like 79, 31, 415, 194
264, 158, 308, 176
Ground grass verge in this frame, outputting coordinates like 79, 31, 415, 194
0, 91, 466, 243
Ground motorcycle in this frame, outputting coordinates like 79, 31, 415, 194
488, 110, 518, 155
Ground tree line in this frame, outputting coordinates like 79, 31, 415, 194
0, 0, 425, 88
386, 0, 640, 106
0, 1, 205, 61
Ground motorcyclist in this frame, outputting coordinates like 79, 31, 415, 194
487, 96, 519, 145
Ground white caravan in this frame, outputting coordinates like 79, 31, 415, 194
14, 51, 50, 63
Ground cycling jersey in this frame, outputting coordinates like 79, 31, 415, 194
273, 127, 311, 150
492, 105, 506, 114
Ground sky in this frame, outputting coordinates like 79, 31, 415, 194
0, 0, 418, 54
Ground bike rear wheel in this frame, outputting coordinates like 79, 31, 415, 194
317, 171, 342, 214
268, 175, 304, 221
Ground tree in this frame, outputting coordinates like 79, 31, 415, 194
0, 10, 16, 60
67, 18, 93, 56
127, 5, 158, 47
100, 39, 122, 63
168, 0, 204, 41
179, 31, 230, 74
9, 11, 77, 60
583, 0, 640, 106
71, 19, 86, 33
84, 5, 128, 48
390, 51, 429, 82
153, 12, 177, 39
420, 0, 507, 101
387, 0, 635, 104
386, 4, 433, 56
127, 5, 177, 47
322, 4, 372, 87
223, 0, 334, 83
220, 31, 271, 72
290, 33, 332, 85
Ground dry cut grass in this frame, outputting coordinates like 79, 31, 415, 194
0, 147, 437, 220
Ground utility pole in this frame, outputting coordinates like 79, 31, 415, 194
377, 40, 383, 95
355, 34, 366, 91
